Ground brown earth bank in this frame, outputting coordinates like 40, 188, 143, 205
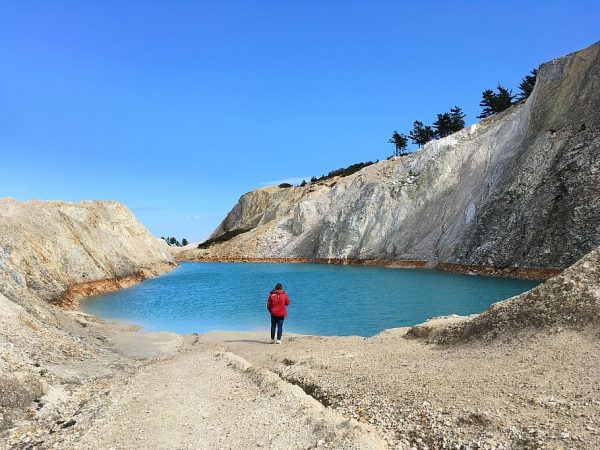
55, 262, 176, 308
314, 258, 427, 268
175, 254, 427, 268
176, 255, 314, 263
435, 263, 563, 281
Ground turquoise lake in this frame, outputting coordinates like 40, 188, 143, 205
81, 262, 539, 337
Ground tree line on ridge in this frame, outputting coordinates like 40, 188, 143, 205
276, 68, 538, 189
388, 68, 538, 157
161, 236, 189, 247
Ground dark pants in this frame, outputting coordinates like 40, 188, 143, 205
270, 315, 285, 340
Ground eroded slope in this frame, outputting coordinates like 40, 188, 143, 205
0, 199, 175, 432
181, 41, 600, 270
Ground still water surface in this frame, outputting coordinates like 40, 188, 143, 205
82, 262, 539, 337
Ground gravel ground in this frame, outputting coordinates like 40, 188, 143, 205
198, 327, 600, 449
4, 326, 599, 449
3, 346, 384, 450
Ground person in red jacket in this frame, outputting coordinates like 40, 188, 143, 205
266, 283, 290, 344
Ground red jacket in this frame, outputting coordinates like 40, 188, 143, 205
267, 290, 290, 318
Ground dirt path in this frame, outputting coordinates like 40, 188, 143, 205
47, 348, 384, 450
196, 329, 600, 449
5, 324, 598, 449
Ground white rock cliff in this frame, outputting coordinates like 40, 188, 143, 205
184, 41, 600, 270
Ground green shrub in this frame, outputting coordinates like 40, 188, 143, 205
197, 228, 253, 249
309, 161, 375, 184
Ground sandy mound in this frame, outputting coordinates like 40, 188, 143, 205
424, 245, 600, 344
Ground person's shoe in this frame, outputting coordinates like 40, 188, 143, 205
270, 339, 276, 344
276, 340, 282, 344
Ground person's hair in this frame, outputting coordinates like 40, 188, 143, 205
275, 283, 283, 290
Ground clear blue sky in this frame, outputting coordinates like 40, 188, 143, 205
1, 1, 598, 242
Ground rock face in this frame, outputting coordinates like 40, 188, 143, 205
411, 245, 600, 343
0, 199, 174, 431
184, 41, 600, 269
0, 199, 174, 306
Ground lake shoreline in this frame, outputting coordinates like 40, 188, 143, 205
172, 253, 562, 280
79, 260, 538, 337
55, 261, 177, 309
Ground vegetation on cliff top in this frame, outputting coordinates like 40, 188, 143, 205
477, 85, 517, 119
161, 236, 189, 247
197, 228, 253, 249
268, 68, 538, 192
307, 161, 376, 185
389, 68, 537, 155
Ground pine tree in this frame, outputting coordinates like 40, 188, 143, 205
408, 121, 436, 147
478, 84, 515, 119
495, 85, 515, 111
166, 236, 181, 246
478, 89, 496, 119
388, 131, 409, 156
433, 113, 453, 138
181, 238, 189, 246
433, 107, 466, 138
517, 68, 537, 100
449, 106, 466, 132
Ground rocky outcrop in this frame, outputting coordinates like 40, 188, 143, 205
0, 199, 175, 431
0, 199, 174, 307
423, 244, 600, 344
181, 41, 600, 271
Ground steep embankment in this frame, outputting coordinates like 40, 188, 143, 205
0, 199, 175, 431
0, 199, 174, 307
179, 40, 600, 271
422, 244, 600, 344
